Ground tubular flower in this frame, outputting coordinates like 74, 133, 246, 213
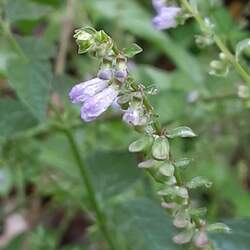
80, 86, 119, 122
152, 0, 181, 30
69, 78, 108, 104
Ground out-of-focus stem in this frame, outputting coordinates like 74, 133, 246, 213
181, 0, 250, 85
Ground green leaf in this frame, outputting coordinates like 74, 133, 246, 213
207, 223, 231, 233
7, 60, 52, 121
186, 176, 212, 189
111, 198, 181, 250
128, 136, 153, 153
0, 98, 37, 139
152, 137, 170, 160
158, 162, 175, 177
167, 126, 197, 138
17, 36, 55, 61
174, 158, 192, 168
123, 43, 143, 58
235, 38, 250, 61
138, 159, 159, 169
211, 219, 250, 250
87, 151, 140, 199
4, 0, 52, 23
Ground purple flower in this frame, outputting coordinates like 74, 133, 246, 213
97, 68, 113, 80
152, 0, 181, 30
81, 86, 118, 122
152, 6, 181, 30
152, 0, 166, 13
69, 78, 108, 104
123, 106, 148, 126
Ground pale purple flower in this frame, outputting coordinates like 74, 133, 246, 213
114, 70, 128, 81
123, 106, 148, 126
97, 68, 113, 80
152, 0, 166, 13
81, 86, 118, 122
69, 78, 108, 104
152, 6, 181, 30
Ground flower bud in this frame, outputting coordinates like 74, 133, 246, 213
74, 28, 95, 54
97, 69, 113, 80
115, 58, 128, 81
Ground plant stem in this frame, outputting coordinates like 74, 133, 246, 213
181, 0, 250, 85
63, 128, 117, 250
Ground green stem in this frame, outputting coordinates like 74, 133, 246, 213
181, 0, 250, 85
63, 128, 117, 250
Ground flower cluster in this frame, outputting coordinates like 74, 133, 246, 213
152, 0, 181, 30
69, 27, 230, 250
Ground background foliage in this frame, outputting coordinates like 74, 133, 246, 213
0, 0, 250, 249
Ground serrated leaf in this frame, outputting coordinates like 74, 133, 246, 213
7, 60, 52, 121
167, 127, 197, 139
152, 137, 170, 160
5, 0, 52, 23
129, 136, 153, 153
123, 43, 143, 58
236, 38, 250, 61
186, 176, 212, 189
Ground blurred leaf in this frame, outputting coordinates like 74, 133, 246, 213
111, 198, 181, 250
0, 98, 37, 138
88, 151, 140, 199
186, 176, 212, 189
235, 38, 250, 62
4, 0, 52, 23
17, 36, 55, 61
167, 126, 197, 138
211, 219, 250, 250
39, 134, 140, 199
123, 43, 143, 58
7, 60, 52, 121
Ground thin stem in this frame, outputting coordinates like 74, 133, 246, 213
181, 0, 250, 85
63, 128, 117, 250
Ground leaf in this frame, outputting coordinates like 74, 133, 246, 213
128, 136, 153, 153
186, 176, 212, 189
158, 162, 175, 177
211, 219, 250, 250
111, 198, 181, 250
138, 159, 159, 169
175, 158, 192, 168
167, 126, 197, 138
152, 137, 170, 160
4, 0, 52, 23
207, 223, 231, 233
123, 43, 143, 58
235, 38, 250, 61
7, 59, 52, 121
0, 98, 37, 139
87, 151, 141, 199
17, 36, 55, 61
39, 135, 141, 199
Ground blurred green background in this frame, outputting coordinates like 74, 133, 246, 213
0, 0, 250, 249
